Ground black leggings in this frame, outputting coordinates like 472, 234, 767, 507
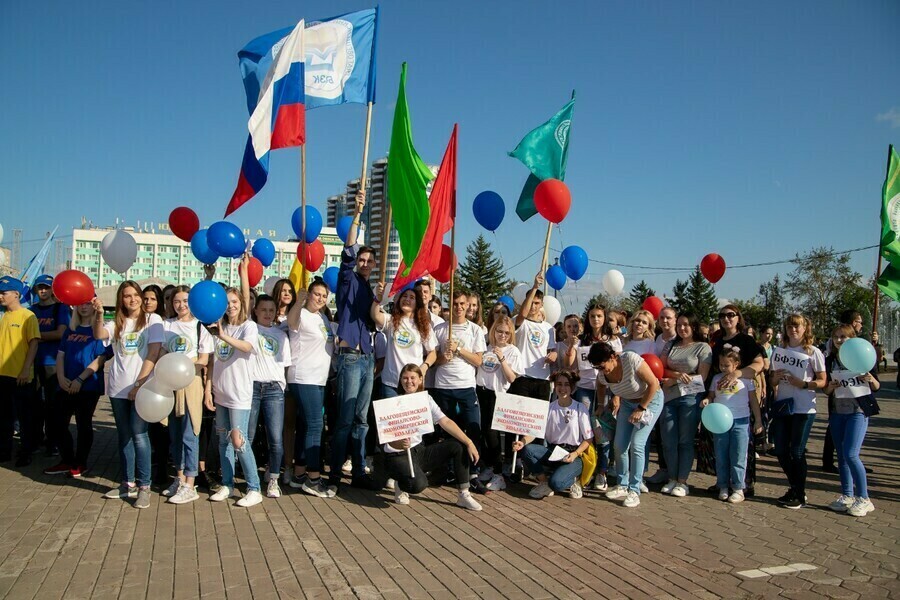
476, 387, 503, 472
381, 440, 471, 494
54, 390, 100, 466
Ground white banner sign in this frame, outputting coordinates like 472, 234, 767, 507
830, 369, 871, 399
373, 392, 434, 445
771, 347, 810, 381
491, 392, 550, 439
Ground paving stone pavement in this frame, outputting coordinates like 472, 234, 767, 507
0, 384, 896, 599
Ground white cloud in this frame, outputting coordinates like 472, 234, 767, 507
876, 107, 900, 128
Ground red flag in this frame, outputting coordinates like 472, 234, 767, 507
389, 124, 457, 294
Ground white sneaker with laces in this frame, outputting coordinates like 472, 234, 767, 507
394, 487, 410, 505
718, 488, 729, 501
728, 490, 745, 504
605, 485, 628, 500
266, 478, 281, 498
456, 490, 482, 511
592, 473, 608, 491
385, 478, 395, 491
529, 482, 554, 499
478, 468, 494, 483
570, 481, 583, 499
341, 459, 352, 475
640, 482, 649, 493
168, 484, 199, 505
236, 490, 263, 507
646, 469, 669, 484
210, 486, 233, 502
623, 490, 641, 508
671, 483, 689, 497
485, 474, 507, 492
848, 497, 874, 517
661, 480, 678, 495
828, 495, 854, 513
162, 479, 182, 497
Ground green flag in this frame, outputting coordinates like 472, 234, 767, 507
879, 144, 900, 268
387, 63, 435, 276
878, 263, 900, 302
509, 94, 575, 221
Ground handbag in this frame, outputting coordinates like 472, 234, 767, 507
772, 396, 794, 418
855, 394, 880, 418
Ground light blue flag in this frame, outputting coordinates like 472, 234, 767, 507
20, 226, 57, 306
238, 7, 379, 114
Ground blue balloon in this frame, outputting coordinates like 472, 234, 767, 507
207, 221, 245, 258
701, 403, 734, 435
472, 191, 505, 232
190, 229, 219, 265
322, 266, 339, 293
336, 215, 356, 243
560, 245, 588, 281
188, 280, 228, 324
252, 238, 276, 267
839, 338, 877, 374
292, 206, 323, 243
498, 295, 515, 314
546, 264, 567, 291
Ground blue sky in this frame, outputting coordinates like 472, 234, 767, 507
1, 1, 898, 314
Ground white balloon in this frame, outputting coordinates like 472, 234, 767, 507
511, 282, 530, 306
717, 298, 731, 309
153, 353, 196, 390
135, 381, 175, 423
542, 296, 562, 325
263, 276, 280, 296
0, 223, 4, 245
100, 230, 137, 274
602, 270, 625, 296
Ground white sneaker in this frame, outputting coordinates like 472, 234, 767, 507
646, 469, 669, 484
623, 490, 641, 508
661, 480, 678, 495
529, 482, 554, 499
236, 490, 263, 507
671, 483, 689, 497
718, 488, 729, 501
570, 481, 583, 499
210, 486, 233, 502
592, 473, 608, 492
478, 468, 494, 483
605, 485, 628, 500
394, 487, 410, 505
168, 484, 199, 505
266, 478, 281, 498
341, 459, 352, 475
728, 490, 745, 504
848, 497, 874, 517
456, 490, 482, 511
485, 474, 507, 492
829, 495, 854, 513
640, 482, 649, 493
162, 479, 182, 497
385, 478, 396, 491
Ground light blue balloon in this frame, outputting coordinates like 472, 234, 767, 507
292, 206, 323, 243
188, 280, 228, 324
322, 266, 339, 293
839, 338, 877, 373
546, 264, 566, 291
190, 229, 219, 265
701, 403, 734, 435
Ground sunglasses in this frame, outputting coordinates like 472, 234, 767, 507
718, 312, 738, 320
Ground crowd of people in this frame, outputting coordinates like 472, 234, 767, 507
0, 193, 884, 518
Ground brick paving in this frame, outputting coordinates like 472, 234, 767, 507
0, 385, 897, 599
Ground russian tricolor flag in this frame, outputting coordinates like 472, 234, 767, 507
225, 21, 306, 217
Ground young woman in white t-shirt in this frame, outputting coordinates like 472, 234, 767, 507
622, 310, 657, 356
285, 278, 337, 499
203, 283, 263, 508
370, 286, 437, 398
160, 285, 214, 505
248, 294, 291, 499
91, 282, 163, 509
475, 315, 523, 491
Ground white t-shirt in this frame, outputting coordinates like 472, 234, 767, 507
104, 314, 165, 398
163, 318, 214, 360
710, 374, 753, 419
772, 345, 826, 414
212, 320, 259, 409
544, 400, 593, 447
287, 308, 335, 387
434, 320, 486, 389
623, 338, 656, 357
476, 344, 524, 393
515, 319, 557, 379
654, 333, 677, 357
424, 312, 444, 388
383, 395, 445, 453
380, 315, 438, 388
251, 324, 291, 389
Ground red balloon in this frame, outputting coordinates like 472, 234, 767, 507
642, 296, 665, 319
241, 257, 264, 288
641, 354, 665, 380
297, 239, 325, 272
700, 253, 726, 284
169, 207, 200, 242
52, 270, 95, 306
431, 245, 457, 283
533, 179, 571, 224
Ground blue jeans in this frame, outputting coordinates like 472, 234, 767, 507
521, 443, 584, 492
109, 397, 151, 487
216, 407, 261, 492
713, 416, 750, 490
773, 413, 816, 497
573, 387, 594, 409
380, 383, 401, 399
290, 383, 324, 473
331, 352, 374, 480
660, 393, 701, 482
613, 390, 663, 493
830, 412, 868, 498
168, 410, 199, 477
248, 382, 285, 479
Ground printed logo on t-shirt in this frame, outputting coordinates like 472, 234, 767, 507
481, 352, 500, 373
259, 334, 279, 357
717, 380, 741, 396
216, 340, 235, 361
166, 333, 194, 355
528, 329, 544, 349
394, 326, 415, 349
320, 323, 333, 342
120, 331, 147, 357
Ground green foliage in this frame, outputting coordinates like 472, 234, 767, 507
670, 267, 719, 324
458, 234, 512, 317
624, 280, 656, 313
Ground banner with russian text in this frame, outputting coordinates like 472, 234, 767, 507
491, 392, 550, 439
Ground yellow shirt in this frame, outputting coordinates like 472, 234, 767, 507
0, 308, 40, 380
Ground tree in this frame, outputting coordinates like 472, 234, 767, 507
757, 275, 788, 328
581, 291, 618, 320
457, 234, 512, 313
670, 267, 719, 324
624, 280, 656, 313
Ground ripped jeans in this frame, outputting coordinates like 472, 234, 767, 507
216, 407, 260, 492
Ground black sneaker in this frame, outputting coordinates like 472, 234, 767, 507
822, 464, 838, 474
777, 489, 795, 505
783, 496, 804, 509
350, 474, 379, 490
469, 478, 489, 495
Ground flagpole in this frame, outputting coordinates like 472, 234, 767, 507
873, 143, 895, 334
449, 224, 456, 307
359, 102, 374, 190
300, 143, 308, 285
378, 203, 394, 292
540, 221, 552, 294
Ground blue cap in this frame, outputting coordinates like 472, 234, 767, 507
32, 274, 53, 289
0, 276, 24, 294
